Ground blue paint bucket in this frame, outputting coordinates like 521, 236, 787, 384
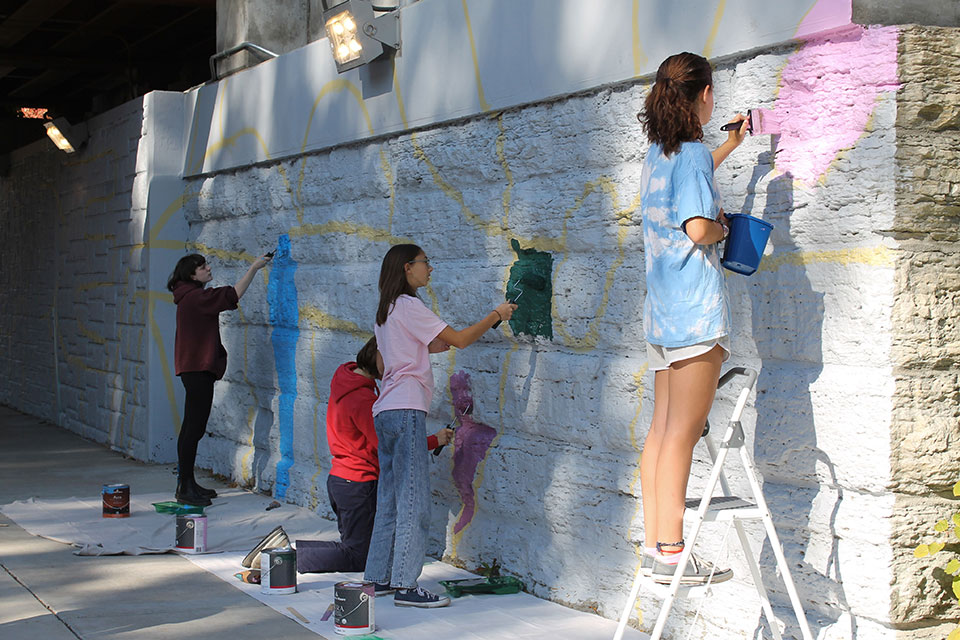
722, 214, 773, 275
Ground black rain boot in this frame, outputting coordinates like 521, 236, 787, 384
176, 478, 212, 507
194, 482, 217, 499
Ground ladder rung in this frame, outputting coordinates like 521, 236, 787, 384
635, 575, 715, 599
685, 496, 765, 521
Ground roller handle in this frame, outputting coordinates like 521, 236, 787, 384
432, 425, 455, 456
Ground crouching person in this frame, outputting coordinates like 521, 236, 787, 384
296, 336, 452, 573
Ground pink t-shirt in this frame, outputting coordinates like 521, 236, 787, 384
372, 295, 448, 416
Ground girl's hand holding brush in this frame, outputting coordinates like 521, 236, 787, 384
492, 301, 518, 328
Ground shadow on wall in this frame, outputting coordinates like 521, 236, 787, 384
744, 159, 852, 638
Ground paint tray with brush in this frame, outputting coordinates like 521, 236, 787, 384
152, 501, 205, 516
439, 576, 525, 598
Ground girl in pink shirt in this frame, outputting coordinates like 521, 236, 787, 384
364, 244, 516, 608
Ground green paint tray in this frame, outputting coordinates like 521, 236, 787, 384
439, 576, 524, 598
152, 501, 205, 515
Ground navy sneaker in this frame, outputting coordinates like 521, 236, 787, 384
394, 586, 451, 608
374, 582, 396, 597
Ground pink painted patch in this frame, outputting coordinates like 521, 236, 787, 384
772, 25, 899, 184
794, 0, 852, 40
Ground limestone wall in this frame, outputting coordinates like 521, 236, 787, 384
890, 25, 960, 640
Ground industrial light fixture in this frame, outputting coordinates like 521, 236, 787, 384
322, 0, 400, 73
44, 117, 87, 154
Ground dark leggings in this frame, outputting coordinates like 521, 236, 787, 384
178, 371, 216, 483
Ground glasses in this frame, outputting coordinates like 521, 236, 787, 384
408, 258, 431, 267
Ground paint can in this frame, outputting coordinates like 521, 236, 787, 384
260, 547, 297, 595
101, 483, 130, 518
175, 514, 207, 553
334, 581, 375, 636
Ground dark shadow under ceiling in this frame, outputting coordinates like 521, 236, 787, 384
0, 0, 215, 156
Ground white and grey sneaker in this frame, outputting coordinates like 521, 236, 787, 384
394, 586, 451, 608
651, 553, 733, 585
641, 553, 656, 577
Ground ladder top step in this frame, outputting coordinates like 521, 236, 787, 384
685, 495, 756, 511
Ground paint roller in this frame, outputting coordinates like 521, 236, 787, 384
720, 108, 780, 135
491, 272, 548, 329
432, 402, 472, 456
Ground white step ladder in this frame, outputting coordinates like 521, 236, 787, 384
614, 367, 814, 640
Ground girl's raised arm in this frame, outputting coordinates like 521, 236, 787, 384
437, 302, 517, 349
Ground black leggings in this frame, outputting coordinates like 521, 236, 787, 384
178, 371, 216, 483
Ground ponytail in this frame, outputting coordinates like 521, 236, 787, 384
638, 52, 713, 156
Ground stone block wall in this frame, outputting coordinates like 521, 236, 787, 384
890, 25, 960, 640
0, 99, 151, 458
179, 24, 904, 637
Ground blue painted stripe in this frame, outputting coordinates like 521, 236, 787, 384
267, 234, 299, 500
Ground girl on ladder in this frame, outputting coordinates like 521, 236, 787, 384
637, 52, 748, 584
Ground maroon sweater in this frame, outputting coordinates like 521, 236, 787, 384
172, 281, 239, 380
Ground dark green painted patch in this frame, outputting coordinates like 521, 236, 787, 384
506, 238, 553, 339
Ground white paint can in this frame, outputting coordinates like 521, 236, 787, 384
175, 514, 206, 553
260, 547, 297, 595
334, 581, 375, 636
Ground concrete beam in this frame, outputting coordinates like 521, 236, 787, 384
853, 0, 960, 27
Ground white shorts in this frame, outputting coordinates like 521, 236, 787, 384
646, 336, 731, 372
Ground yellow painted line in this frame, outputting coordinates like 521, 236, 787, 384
703, 0, 727, 59
236, 307, 262, 485
625, 365, 648, 626
300, 304, 372, 339
78, 321, 107, 345
77, 281, 114, 292
461, 0, 492, 112
146, 190, 201, 245
495, 115, 513, 230
759, 246, 893, 271
147, 296, 182, 433
287, 220, 411, 245
309, 332, 325, 495
631, 0, 648, 75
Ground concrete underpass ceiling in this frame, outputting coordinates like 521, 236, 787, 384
0, 0, 215, 156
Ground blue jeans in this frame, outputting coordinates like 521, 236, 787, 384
363, 409, 430, 589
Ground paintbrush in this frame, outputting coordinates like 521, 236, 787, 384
720, 108, 781, 135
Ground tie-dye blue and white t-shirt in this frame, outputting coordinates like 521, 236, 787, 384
641, 141, 730, 347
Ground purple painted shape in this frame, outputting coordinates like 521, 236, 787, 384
772, 25, 899, 184
449, 371, 497, 535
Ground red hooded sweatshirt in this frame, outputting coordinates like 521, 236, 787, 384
328, 362, 439, 482
172, 281, 238, 380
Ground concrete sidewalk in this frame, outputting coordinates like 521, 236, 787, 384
0, 406, 646, 640
0, 406, 331, 640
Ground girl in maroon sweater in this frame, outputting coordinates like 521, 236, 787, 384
167, 252, 271, 506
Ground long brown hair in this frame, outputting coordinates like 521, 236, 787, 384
638, 52, 713, 156
375, 244, 422, 326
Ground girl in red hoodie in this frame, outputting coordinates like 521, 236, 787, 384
296, 337, 452, 573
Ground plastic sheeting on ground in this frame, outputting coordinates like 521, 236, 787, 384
188, 553, 648, 640
0, 490, 339, 555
